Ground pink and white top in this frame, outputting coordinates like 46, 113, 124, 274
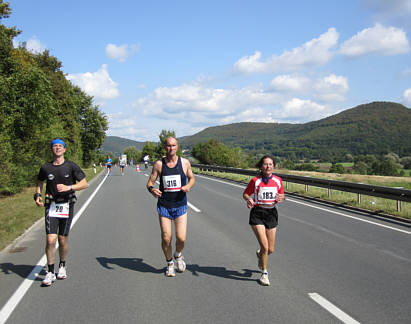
244, 175, 284, 208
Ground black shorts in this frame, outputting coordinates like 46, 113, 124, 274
249, 206, 278, 229
45, 202, 75, 236
120, 165, 125, 169
107, 165, 112, 169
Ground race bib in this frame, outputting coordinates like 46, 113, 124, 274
258, 187, 278, 204
48, 201, 70, 218
163, 175, 182, 192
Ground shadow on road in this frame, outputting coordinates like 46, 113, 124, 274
95, 257, 259, 281
0, 262, 44, 281
187, 264, 259, 281
96, 257, 163, 274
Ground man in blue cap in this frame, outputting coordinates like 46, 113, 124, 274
34, 138, 88, 286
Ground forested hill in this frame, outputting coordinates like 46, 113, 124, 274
179, 102, 411, 160
102, 136, 146, 155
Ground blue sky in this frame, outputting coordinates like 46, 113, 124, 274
5, 0, 411, 141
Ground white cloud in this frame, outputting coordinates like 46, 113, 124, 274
133, 82, 338, 127
313, 74, 349, 102
281, 98, 326, 120
67, 64, 119, 101
270, 73, 348, 102
270, 74, 310, 92
105, 43, 139, 62
403, 88, 411, 106
233, 28, 339, 74
25, 36, 47, 53
340, 23, 410, 57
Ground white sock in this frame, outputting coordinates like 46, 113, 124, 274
174, 251, 182, 258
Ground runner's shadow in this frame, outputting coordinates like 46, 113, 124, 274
0, 262, 44, 281
186, 264, 259, 281
96, 257, 163, 274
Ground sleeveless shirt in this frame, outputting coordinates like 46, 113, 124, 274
158, 156, 187, 208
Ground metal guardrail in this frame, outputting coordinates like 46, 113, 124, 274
192, 163, 411, 211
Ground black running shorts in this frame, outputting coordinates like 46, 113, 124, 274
249, 206, 278, 229
45, 202, 75, 236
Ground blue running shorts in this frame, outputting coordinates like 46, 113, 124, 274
157, 204, 187, 220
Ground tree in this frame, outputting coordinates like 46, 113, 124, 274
156, 129, 182, 157
123, 146, 142, 164
192, 139, 249, 168
370, 160, 401, 176
352, 161, 369, 175
0, 1, 108, 193
142, 142, 157, 160
329, 163, 345, 174
400, 156, 411, 169
279, 159, 295, 170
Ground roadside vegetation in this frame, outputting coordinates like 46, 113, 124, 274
0, 3, 108, 195
0, 167, 104, 251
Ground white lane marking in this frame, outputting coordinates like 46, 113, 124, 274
0, 173, 109, 324
187, 202, 201, 213
286, 198, 410, 235
196, 174, 246, 189
196, 174, 411, 235
309, 293, 361, 324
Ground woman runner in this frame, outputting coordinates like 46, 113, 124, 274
243, 155, 285, 286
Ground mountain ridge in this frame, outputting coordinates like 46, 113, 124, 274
103, 102, 411, 160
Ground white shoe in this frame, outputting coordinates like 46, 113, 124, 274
259, 273, 270, 286
57, 266, 67, 279
174, 254, 186, 273
42, 271, 56, 286
165, 263, 175, 277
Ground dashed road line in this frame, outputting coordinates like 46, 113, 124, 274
309, 293, 361, 324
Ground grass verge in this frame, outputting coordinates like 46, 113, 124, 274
0, 167, 104, 251
194, 168, 411, 220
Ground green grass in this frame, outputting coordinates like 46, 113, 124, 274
0, 167, 104, 251
193, 168, 411, 220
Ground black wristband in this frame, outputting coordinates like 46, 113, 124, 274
148, 186, 154, 193
33, 193, 41, 201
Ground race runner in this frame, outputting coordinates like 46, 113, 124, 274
146, 137, 195, 277
34, 138, 88, 286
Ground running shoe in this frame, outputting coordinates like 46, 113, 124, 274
165, 263, 175, 277
259, 273, 270, 286
42, 271, 56, 286
174, 254, 186, 273
256, 249, 262, 270
57, 265, 67, 279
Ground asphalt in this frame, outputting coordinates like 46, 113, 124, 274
1, 166, 410, 324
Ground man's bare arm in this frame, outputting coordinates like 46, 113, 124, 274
182, 159, 195, 192
147, 160, 162, 197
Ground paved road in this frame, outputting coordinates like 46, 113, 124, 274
1, 166, 410, 323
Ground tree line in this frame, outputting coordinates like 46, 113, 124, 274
0, 2, 108, 194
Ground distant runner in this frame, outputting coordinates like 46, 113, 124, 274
143, 155, 150, 169
34, 138, 88, 286
105, 155, 112, 175
119, 155, 127, 176
243, 155, 284, 286
146, 137, 195, 277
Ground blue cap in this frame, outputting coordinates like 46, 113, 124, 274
51, 138, 66, 148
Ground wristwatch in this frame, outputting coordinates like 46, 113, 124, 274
148, 186, 154, 193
